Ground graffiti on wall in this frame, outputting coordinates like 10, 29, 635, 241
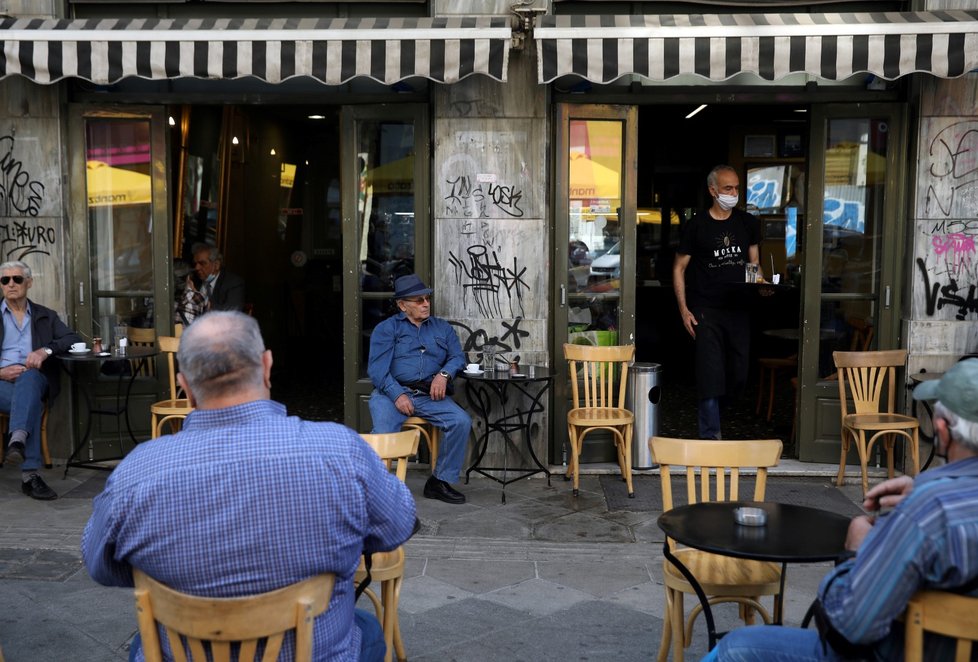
448, 244, 529, 319
443, 174, 525, 219
0, 134, 46, 218
920, 120, 978, 219
450, 316, 532, 361
914, 219, 978, 320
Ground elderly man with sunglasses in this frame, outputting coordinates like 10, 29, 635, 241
367, 274, 471, 504
0, 261, 81, 499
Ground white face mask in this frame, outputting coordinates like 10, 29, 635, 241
716, 193, 739, 211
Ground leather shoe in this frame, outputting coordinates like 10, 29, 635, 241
423, 476, 465, 504
22, 473, 57, 500
5, 441, 25, 466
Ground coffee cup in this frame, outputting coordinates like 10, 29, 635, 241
70, 342, 87, 352
466, 363, 480, 373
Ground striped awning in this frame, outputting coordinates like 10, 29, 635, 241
0, 16, 512, 85
536, 11, 978, 83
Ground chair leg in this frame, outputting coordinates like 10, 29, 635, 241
429, 427, 440, 472
836, 431, 851, 487
381, 579, 396, 662
621, 425, 634, 498
671, 589, 686, 662
884, 434, 896, 480
657, 586, 674, 662
391, 576, 407, 662
855, 430, 870, 496
910, 429, 920, 477
567, 425, 581, 496
40, 405, 51, 468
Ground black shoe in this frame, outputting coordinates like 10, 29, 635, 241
423, 476, 466, 504
5, 442, 25, 466
22, 473, 57, 500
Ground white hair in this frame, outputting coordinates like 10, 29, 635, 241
0, 261, 31, 278
933, 401, 978, 454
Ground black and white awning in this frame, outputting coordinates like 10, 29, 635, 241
0, 16, 512, 85
536, 11, 978, 83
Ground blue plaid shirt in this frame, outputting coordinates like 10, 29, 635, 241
82, 400, 416, 661
819, 456, 978, 660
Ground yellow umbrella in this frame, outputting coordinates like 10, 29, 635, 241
86, 161, 152, 207
569, 153, 620, 200
364, 156, 414, 194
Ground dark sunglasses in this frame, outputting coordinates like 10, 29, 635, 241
0, 275, 25, 285
402, 295, 431, 304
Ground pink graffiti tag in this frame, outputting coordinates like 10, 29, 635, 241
931, 232, 976, 276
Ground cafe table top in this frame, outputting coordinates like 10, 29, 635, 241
658, 501, 852, 564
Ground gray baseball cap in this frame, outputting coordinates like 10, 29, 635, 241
912, 358, 978, 423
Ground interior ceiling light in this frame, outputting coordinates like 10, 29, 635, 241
231, 136, 239, 145
270, 148, 277, 156
685, 104, 708, 119
307, 114, 326, 120
167, 116, 176, 127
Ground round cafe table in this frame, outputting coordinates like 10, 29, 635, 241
59, 346, 158, 476
657, 501, 851, 650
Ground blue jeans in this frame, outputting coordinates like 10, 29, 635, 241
0, 369, 48, 471
368, 389, 471, 483
701, 626, 845, 662
698, 397, 721, 440
128, 608, 386, 662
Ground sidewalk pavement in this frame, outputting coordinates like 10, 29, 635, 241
0, 460, 881, 662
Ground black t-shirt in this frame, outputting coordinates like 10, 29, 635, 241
677, 207, 761, 309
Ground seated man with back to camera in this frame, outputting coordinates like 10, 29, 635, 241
0, 260, 81, 500
704, 358, 978, 661
82, 311, 416, 662
367, 274, 471, 505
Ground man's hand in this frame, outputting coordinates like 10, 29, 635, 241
394, 393, 415, 416
863, 475, 914, 513
430, 374, 448, 401
0, 364, 26, 382
680, 308, 698, 339
845, 515, 875, 551
25, 348, 50, 370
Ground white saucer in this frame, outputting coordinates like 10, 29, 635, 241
69, 348, 90, 354
463, 369, 484, 375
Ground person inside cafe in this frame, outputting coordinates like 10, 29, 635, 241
704, 358, 978, 661
367, 274, 471, 505
81, 311, 416, 662
673, 164, 762, 440
0, 260, 81, 500
184, 243, 246, 315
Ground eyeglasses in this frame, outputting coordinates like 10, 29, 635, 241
0, 275, 25, 285
194, 259, 212, 266
402, 295, 431, 304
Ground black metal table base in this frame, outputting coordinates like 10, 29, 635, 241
63, 354, 151, 476
463, 370, 552, 504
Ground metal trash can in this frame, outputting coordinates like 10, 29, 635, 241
627, 362, 662, 469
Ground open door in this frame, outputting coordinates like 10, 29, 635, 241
797, 104, 908, 463
552, 104, 637, 464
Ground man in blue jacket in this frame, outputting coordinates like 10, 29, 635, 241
367, 274, 471, 504
0, 260, 81, 500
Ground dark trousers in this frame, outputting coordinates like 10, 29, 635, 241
692, 306, 750, 439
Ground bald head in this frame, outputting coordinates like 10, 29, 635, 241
178, 312, 268, 406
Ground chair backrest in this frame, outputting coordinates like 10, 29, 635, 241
360, 429, 421, 482
847, 317, 875, 351
158, 336, 183, 400
904, 590, 978, 662
650, 437, 783, 513
133, 569, 334, 662
563, 343, 635, 409
833, 349, 907, 417
127, 326, 157, 376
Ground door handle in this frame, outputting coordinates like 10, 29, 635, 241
560, 284, 566, 307
884, 285, 891, 309
78, 281, 85, 305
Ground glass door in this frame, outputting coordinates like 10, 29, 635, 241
68, 105, 171, 444
797, 104, 907, 462
341, 105, 430, 431
553, 104, 637, 463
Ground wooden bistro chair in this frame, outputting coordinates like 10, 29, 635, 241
563, 343, 635, 497
401, 416, 439, 470
0, 403, 51, 468
133, 569, 334, 662
127, 326, 158, 377
150, 336, 193, 438
650, 436, 784, 662
904, 590, 978, 661
833, 349, 919, 496
357, 429, 420, 662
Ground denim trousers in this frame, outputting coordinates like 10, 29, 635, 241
0, 369, 48, 471
128, 608, 386, 662
368, 389, 471, 483
700, 625, 846, 662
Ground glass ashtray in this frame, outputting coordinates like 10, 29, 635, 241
733, 506, 767, 527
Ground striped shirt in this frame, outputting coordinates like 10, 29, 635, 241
82, 400, 416, 661
819, 455, 978, 660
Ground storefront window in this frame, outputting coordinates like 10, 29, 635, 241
85, 118, 154, 339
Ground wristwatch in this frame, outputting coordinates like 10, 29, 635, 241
42, 347, 53, 356
438, 370, 451, 380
